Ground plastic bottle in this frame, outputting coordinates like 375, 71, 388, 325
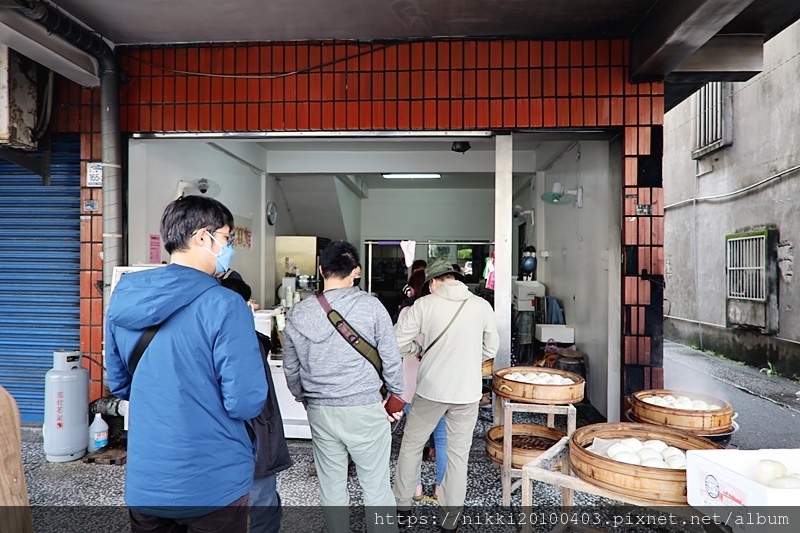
87, 413, 109, 453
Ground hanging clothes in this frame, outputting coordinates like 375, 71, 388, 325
545, 297, 565, 324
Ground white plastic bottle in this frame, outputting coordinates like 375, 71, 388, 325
87, 413, 109, 453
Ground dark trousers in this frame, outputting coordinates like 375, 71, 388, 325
129, 495, 249, 533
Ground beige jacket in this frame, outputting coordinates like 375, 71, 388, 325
394, 280, 499, 404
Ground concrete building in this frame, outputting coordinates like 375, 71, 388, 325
663, 18, 800, 378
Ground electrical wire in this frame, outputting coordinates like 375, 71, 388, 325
664, 163, 800, 210
120, 43, 393, 80
83, 354, 105, 371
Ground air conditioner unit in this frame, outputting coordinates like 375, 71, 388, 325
0, 44, 37, 150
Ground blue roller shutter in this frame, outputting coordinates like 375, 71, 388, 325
0, 136, 81, 422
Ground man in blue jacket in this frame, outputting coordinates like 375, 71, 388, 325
106, 195, 267, 533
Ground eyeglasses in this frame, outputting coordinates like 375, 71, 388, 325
212, 230, 235, 246
193, 228, 235, 246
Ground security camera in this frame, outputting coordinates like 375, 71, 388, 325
197, 178, 209, 194
451, 141, 471, 154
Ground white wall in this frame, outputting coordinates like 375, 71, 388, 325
361, 188, 495, 241
128, 140, 276, 304
535, 141, 620, 418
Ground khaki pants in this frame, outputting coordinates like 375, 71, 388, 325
307, 402, 397, 533
393, 394, 479, 530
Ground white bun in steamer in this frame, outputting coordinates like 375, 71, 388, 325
661, 446, 684, 460
614, 451, 641, 465
606, 443, 633, 459
620, 438, 643, 452
641, 457, 669, 468
665, 455, 687, 469
642, 439, 668, 453
637, 448, 662, 461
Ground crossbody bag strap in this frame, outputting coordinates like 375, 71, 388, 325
128, 284, 218, 376
317, 293, 387, 395
422, 299, 467, 356
129, 324, 162, 375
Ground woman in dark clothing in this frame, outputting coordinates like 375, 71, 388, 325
220, 275, 293, 533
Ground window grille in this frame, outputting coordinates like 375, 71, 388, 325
693, 81, 732, 159
726, 235, 765, 301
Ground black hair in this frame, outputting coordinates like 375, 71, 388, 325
319, 240, 359, 279
160, 195, 235, 254
411, 259, 427, 271
220, 276, 252, 302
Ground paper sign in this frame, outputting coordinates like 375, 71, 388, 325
86, 162, 103, 187
149, 234, 161, 263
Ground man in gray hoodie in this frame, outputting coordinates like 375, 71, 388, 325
282, 240, 403, 533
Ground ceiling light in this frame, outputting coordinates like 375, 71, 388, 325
382, 173, 442, 179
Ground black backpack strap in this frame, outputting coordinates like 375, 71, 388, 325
127, 284, 220, 376
129, 324, 162, 375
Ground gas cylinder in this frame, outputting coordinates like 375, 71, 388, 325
43, 350, 89, 462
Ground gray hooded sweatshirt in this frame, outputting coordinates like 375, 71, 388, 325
282, 286, 403, 406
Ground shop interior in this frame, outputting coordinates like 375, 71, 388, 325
127, 133, 621, 421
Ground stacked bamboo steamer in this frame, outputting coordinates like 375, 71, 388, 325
569, 422, 721, 504
629, 389, 734, 435
486, 366, 584, 467
492, 366, 585, 404
485, 424, 566, 469
481, 358, 494, 377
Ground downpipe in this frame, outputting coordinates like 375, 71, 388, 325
17, 1, 123, 319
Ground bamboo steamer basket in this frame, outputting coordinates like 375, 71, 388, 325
485, 424, 566, 469
569, 422, 721, 504
482, 358, 494, 377
630, 389, 733, 435
493, 366, 584, 404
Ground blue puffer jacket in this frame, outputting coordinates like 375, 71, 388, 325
106, 264, 267, 518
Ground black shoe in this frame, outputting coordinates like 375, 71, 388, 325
441, 527, 458, 533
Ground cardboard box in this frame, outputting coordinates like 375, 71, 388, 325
513, 280, 546, 300
534, 324, 574, 343
687, 449, 800, 507
513, 295, 537, 311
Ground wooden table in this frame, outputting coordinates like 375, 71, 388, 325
520, 436, 730, 533
496, 396, 577, 507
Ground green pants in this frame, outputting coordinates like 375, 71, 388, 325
393, 394, 479, 530
307, 402, 397, 533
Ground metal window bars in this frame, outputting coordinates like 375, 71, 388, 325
726, 235, 766, 301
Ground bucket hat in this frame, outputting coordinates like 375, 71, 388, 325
424, 258, 465, 284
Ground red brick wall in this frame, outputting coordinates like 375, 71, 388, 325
54, 38, 665, 402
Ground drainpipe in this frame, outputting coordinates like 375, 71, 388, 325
16, 1, 123, 317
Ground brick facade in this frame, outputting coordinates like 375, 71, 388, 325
54, 38, 664, 403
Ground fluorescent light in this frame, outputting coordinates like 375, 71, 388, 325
382, 173, 442, 179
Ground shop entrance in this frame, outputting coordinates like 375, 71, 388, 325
127, 131, 622, 418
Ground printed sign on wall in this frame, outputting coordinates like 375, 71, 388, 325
149, 234, 162, 263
